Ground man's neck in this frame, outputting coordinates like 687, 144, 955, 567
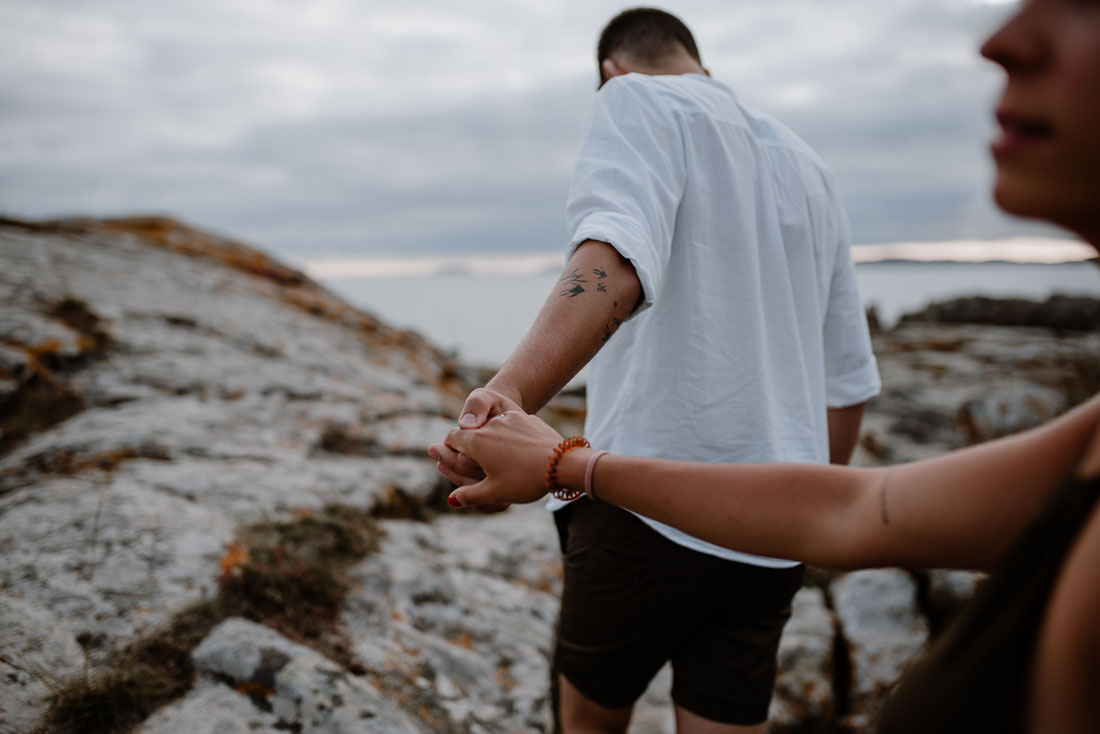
604, 49, 708, 82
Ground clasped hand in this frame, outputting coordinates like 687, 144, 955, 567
429, 397, 565, 508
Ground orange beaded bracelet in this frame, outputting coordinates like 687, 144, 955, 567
546, 436, 590, 500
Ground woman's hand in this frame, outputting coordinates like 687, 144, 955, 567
431, 412, 567, 507
428, 442, 513, 513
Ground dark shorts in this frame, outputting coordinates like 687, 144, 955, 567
553, 499, 804, 726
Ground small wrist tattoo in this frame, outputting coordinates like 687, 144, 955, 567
879, 469, 894, 526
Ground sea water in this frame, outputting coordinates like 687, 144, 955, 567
315, 260, 1100, 369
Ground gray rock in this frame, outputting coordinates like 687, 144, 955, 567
859, 321, 1100, 463
136, 678, 282, 734
316, 414, 457, 458
0, 219, 466, 727
0, 306, 85, 360
769, 587, 835, 731
957, 386, 1066, 444
342, 503, 561, 734
831, 569, 930, 728
191, 617, 426, 733
0, 596, 87, 734
900, 294, 1100, 332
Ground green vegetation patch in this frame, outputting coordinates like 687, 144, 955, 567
36, 602, 221, 734
0, 371, 84, 458
0, 296, 111, 459
47, 296, 111, 353
37, 504, 382, 734
219, 504, 381, 662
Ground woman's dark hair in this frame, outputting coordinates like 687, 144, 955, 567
597, 8, 701, 84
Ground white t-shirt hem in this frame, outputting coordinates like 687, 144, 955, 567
544, 497, 801, 568
827, 359, 883, 407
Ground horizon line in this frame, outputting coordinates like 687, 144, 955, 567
298, 236, 1097, 280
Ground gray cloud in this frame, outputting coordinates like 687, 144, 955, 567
0, 0, 1053, 259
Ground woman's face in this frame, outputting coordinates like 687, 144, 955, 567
981, 0, 1100, 244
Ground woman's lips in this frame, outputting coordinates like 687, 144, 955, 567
992, 111, 1054, 154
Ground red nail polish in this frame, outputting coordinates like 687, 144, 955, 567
447, 495, 461, 508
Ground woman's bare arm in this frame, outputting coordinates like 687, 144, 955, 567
443, 393, 1100, 571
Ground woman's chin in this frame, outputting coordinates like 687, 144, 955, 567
991, 179, 1041, 222
992, 163, 1100, 243
993, 183, 1100, 247
992, 174, 1062, 224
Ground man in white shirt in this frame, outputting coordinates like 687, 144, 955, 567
430, 8, 880, 733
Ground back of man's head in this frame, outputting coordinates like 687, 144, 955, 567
597, 8, 702, 86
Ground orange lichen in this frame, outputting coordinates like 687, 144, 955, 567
494, 664, 519, 691
23, 446, 168, 477
218, 541, 251, 576
234, 681, 275, 699
97, 217, 308, 287
26, 339, 63, 360
74, 335, 100, 354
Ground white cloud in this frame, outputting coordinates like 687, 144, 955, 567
0, 0, 1042, 256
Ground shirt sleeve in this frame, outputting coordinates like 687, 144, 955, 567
564, 75, 687, 314
822, 197, 882, 407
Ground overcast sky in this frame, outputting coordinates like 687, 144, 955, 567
2, 0, 1058, 260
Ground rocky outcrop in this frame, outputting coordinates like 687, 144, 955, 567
1, 218, 1097, 734
0, 217, 470, 733
855, 318, 1100, 463
899, 293, 1100, 332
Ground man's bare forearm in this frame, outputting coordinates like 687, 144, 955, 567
486, 239, 641, 413
828, 402, 867, 465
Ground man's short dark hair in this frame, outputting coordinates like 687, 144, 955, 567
597, 8, 701, 85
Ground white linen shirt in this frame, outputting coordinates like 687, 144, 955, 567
548, 72, 881, 567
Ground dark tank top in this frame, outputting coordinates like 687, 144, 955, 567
876, 473, 1100, 734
